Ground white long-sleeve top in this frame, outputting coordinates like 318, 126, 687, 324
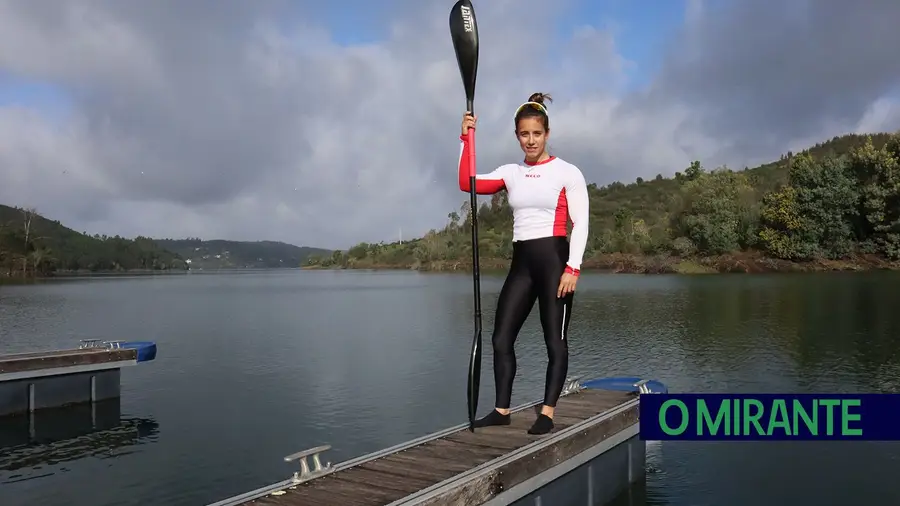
457, 135, 590, 273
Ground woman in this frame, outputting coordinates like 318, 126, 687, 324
458, 92, 589, 435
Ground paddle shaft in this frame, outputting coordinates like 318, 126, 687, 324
467, 101, 482, 326
466, 98, 483, 431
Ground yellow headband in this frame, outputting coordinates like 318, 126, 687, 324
514, 101, 548, 119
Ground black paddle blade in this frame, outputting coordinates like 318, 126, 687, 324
467, 329, 482, 430
449, 0, 479, 112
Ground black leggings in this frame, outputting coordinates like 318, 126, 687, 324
491, 236, 573, 409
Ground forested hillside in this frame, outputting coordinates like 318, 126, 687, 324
0, 207, 330, 277
154, 239, 330, 269
305, 132, 900, 274
0, 205, 186, 277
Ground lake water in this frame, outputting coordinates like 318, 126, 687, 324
1, 270, 899, 506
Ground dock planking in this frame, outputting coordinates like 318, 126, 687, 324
0, 348, 137, 375
241, 388, 638, 506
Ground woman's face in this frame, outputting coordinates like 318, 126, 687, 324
516, 116, 548, 160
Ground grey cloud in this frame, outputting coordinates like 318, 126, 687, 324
626, 0, 900, 165
0, 0, 898, 249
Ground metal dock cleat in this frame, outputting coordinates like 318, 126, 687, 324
633, 379, 652, 394
79, 339, 125, 350
284, 444, 333, 484
560, 375, 585, 396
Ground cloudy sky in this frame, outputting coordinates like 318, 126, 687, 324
1, 0, 899, 250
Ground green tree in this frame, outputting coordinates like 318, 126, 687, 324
672, 169, 755, 255
847, 136, 900, 258
758, 186, 809, 259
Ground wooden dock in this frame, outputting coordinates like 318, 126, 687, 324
0, 347, 138, 377
0, 340, 157, 417
210, 379, 647, 506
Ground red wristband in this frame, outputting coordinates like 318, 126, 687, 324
564, 266, 580, 276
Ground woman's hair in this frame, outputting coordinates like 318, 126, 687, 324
514, 92, 553, 131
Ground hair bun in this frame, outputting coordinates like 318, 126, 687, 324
528, 92, 553, 106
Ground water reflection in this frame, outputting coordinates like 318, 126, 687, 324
609, 479, 667, 506
605, 440, 670, 505
670, 273, 900, 393
0, 399, 159, 482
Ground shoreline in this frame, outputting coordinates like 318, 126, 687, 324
3, 252, 897, 281
0, 266, 297, 281
302, 252, 900, 275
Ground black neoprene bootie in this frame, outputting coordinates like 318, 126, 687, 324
528, 414, 554, 435
472, 409, 511, 428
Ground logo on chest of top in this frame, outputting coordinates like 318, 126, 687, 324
524, 173, 541, 178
